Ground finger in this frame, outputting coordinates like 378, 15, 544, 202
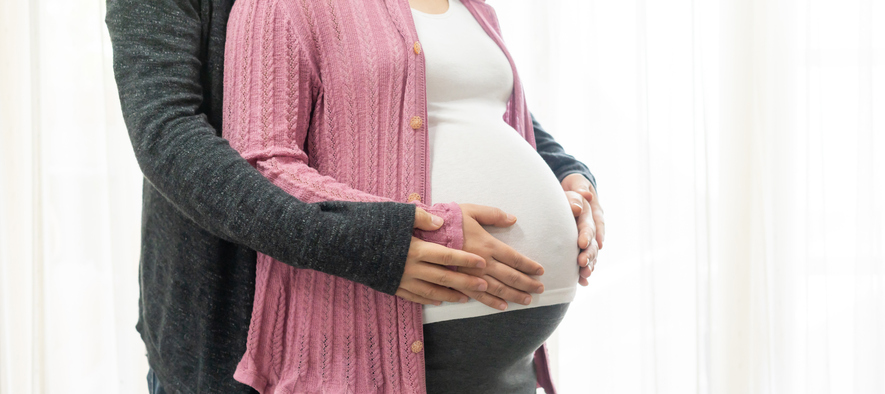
459, 286, 509, 311
578, 241, 599, 267
576, 198, 596, 250
482, 275, 533, 306
415, 240, 486, 269
395, 288, 442, 306
579, 265, 592, 279
589, 197, 606, 250
563, 175, 595, 205
412, 263, 489, 293
462, 203, 517, 227
413, 207, 445, 231
565, 191, 584, 217
576, 189, 595, 205
486, 259, 545, 294
491, 241, 545, 276
560, 173, 589, 193
594, 215, 605, 249
578, 266, 591, 286
401, 278, 469, 304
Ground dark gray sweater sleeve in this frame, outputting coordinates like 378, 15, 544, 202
532, 114, 598, 192
105, 0, 414, 295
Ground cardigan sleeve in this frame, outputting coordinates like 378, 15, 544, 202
223, 0, 464, 250
105, 0, 426, 295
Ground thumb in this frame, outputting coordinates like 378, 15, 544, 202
564, 191, 584, 217
562, 174, 596, 203
577, 189, 595, 204
413, 207, 445, 231
463, 204, 517, 227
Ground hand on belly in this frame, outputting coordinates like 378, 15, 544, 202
454, 203, 548, 311
425, 121, 579, 323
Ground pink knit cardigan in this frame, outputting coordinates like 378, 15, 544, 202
223, 0, 554, 392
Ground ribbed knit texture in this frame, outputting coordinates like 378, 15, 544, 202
222, 0, 547, 393
106, 0, 594, 390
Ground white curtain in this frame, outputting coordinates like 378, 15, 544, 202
1, 0, 882, 393
488, 0, 885, 393
0, 0, 147, 393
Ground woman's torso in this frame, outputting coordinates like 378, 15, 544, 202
413, 0, 579, 324
225, 0, 559, 392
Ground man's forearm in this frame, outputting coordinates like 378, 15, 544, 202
105, 0, 413, 295
531, 113, 598, 192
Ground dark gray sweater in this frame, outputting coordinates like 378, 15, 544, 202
104, 0, 595, 392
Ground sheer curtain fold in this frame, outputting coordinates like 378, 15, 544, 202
491, 0, 884, 393
0, 0, 882, 393
1, 0, 146, 393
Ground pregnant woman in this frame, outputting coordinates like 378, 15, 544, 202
223, 0, 582, 392
413, 1, 577, 392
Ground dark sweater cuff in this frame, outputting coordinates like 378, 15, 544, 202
557, 167, 598, 194
276, 201, 415, 296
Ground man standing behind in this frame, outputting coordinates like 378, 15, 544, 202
105, 0, 604, 392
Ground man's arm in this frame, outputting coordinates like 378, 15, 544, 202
104, 0, 415, 294
531, 114, 605, 285
532, 113, 598, 192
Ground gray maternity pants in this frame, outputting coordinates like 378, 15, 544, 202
422, 303, 570, 394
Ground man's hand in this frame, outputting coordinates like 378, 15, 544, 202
562, 174, 605, 286
455, 204, 546, 311
395, 208, 491, 305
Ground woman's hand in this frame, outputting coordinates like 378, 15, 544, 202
454, 204, 546, 311
395, 208, 491, 305
562, 174, 605, 286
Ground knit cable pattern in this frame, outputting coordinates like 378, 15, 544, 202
222, 0, 537, 392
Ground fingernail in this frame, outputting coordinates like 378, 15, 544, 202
499, 302, 508, 310
523, 296, 531, 305
431, 215, 444, 226
572, 203, 582, 210
459, 296, 469, 303
434, 301, 442, 306
475, 282, 488, 292
535, 268, 544, 275
506, 213, 516, 222
535, 285, 545, 293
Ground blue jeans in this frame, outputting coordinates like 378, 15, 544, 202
147, 369, 167, 394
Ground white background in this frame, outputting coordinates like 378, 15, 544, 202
1, 0, 883, 393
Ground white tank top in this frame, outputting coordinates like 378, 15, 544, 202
414, 0, 579, 324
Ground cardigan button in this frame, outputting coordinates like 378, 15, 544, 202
413, 41, 422, 55
411, 340, 424, 353
407, 193, 422, 203
410, 116, 423, 130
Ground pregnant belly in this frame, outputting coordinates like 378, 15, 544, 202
422, 119, 579, 324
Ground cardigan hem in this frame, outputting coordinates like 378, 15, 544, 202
234, 366, 270, 394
